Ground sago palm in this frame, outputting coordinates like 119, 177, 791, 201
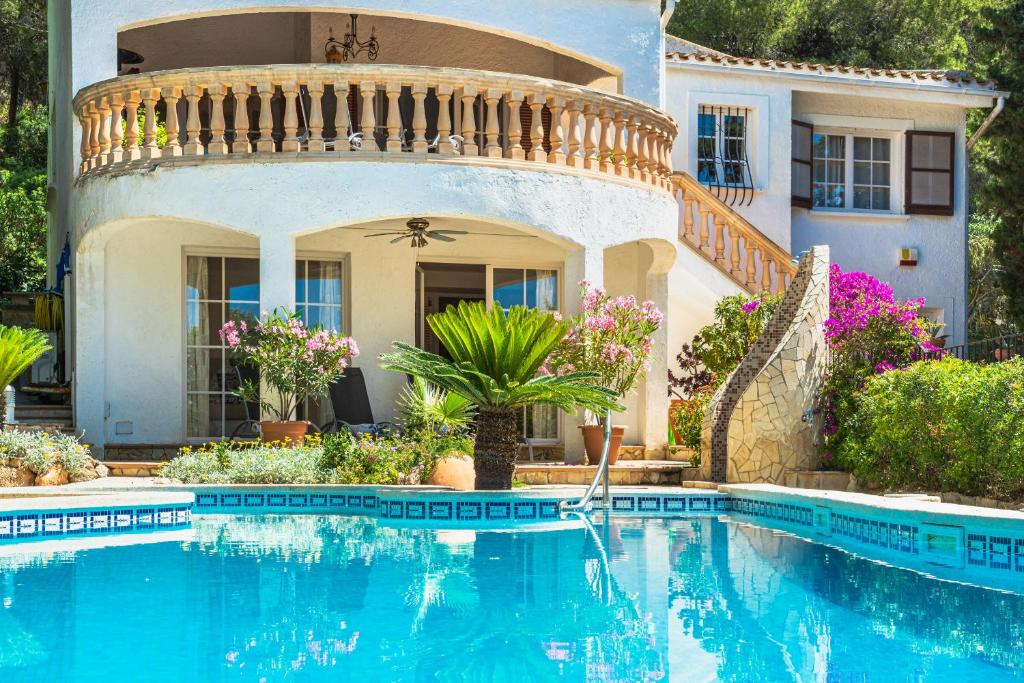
381, 301, 620, 490
0, 326, 52, 428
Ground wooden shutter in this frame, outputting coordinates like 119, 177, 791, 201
791, 120, 813, 208
906, 131, 954, 215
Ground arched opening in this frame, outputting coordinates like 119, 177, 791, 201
117, 11, 618, 92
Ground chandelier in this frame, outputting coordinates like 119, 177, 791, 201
325, 14, 380, 63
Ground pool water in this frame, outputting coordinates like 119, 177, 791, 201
2, 514, 1023, 682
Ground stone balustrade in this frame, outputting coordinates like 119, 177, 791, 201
672, 172, 797, 294
72, 64, 677, 190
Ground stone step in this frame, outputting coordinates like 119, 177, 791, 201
515, 460, 696, 486
15, 404, 72, 416
104, 461, 164, 477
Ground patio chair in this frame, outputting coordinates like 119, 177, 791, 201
320, 367, 395, 437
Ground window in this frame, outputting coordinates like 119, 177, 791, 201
812, 133, 892, 211
492, 268, 560, 441
185, 256, 345, 439
185, 255, 260, 439
697, 106, 753, 203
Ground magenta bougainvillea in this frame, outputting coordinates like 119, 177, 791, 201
818, 265, 935, 466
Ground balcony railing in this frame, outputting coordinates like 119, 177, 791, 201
73, 64, 677, 190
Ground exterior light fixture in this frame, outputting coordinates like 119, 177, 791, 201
325, 14, 380, 63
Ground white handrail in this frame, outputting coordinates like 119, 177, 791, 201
560, 408, 612, 513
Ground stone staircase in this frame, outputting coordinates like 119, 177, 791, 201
12, 402, 75, 434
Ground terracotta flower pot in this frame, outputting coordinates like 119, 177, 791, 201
580, 424, 626, 465
260, 420, 310, 447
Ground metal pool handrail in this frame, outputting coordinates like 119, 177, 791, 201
560, 409, 612, 513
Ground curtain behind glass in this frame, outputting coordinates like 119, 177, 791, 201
186, 257, 211, 437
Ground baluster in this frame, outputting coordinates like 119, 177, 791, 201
231, 83, 251, 154
598, 107, 613, 172
637, 122, 650, 183
612, 111, 628, 176
141, 88, 161, 159
643, 124, 657, 184
583, 103, 599, 171
256, 83, 275, 152
333, 81, 351, 151
484, 88, 502, 158
662, 129, 674, 175
527, 93, 545, 162
436, 84, 454, 154
162, 86, 182, 156
460, 86, 479, 156
762, 254, 773, 292
183, 85, 203, 156
97, 97, 112, 166
745, 240, 758, 289
108, 94, 124, 164
682, 193, 695, 242
625, 115, 640, 179
566, 99, 583, 167
359, 81, 376, 149
729, 223, 742, 275
385, 82, 402, 152
505, 91, 524, 160
123, 91, 141, 161
79, 105, 93, 172
775, 261, 788, 294
411, 83, 428, 153
307, 80, 325, 152
698, 203, 711, 254
713, 215, 726, 264
281, 82, 300, 153
208, 83, 228, 155
88, 102, 100, 166
546, 96, 565, 164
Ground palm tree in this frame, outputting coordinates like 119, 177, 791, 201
381, 301, 620, 490
0, 325, 51, 429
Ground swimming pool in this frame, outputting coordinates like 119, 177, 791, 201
2, 510, 1023, 681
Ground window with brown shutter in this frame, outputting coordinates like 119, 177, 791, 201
906, 131, 955, 216
791, 120, 813, 208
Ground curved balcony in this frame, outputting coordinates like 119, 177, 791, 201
72, 64, 677, 191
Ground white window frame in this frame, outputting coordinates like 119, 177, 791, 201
809, 127, 904, 215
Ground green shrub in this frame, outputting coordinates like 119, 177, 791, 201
162, 430, 474, 486
836, 357, 1024, 499
0, 430, 89, 474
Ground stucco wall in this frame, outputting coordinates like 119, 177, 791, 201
69, 1, 664, 103
791, 92, 969, 346
664, 65, 976, 346
71, 159, 681, 448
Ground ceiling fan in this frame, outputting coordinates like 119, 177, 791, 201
364, 218, 468, 247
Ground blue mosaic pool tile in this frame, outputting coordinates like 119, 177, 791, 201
486, 502, 511, 520
429, 501, 452, 521
329, 494, 346, 508
309, 494, 329, 508
196, 493, 218, 508
244, 494, 265, 507
730, 497, 814, 527
637, 496, 660, 513
112, 509, 135, 532
611, 497, 636, 512
539, 501, 559, 520
267, 493, 287, 507
42, 512, 64, 536
0, 515, 12, 539
513, 501, 538, 520
457, 502, 483, 521
406, 501, 426, 520
135, 508, 155, 530
288, 494, 308, 508
990, 537, 1012, 570
66, 511, 88, 534
688, 497, 711, 512
967, 533, 987, 566
1016, 539, 1024, 573
347, 494, 362, 507
220, 493, 242, 508
363, 496, 378, 510
663, 497, 687, 513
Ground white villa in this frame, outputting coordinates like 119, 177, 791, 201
46, 1, 1004, 462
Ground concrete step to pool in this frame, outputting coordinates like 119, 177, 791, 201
105, 461, 164, 477
514, 460, 697, 486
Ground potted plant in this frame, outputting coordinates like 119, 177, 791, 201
220, 310, 359, 445
545, 282, 663, 465
380, 301, 619, 489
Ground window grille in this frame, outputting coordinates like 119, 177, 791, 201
697, 105, 754, 206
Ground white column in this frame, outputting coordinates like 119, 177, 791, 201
562, 246, 604, 464
74, 246, 106, 458
643, 268, 670, 459
259, 233, 296, 420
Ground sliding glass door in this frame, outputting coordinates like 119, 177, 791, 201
492, 267, 560, 442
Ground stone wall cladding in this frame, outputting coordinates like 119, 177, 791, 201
700, 246, 830, 482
